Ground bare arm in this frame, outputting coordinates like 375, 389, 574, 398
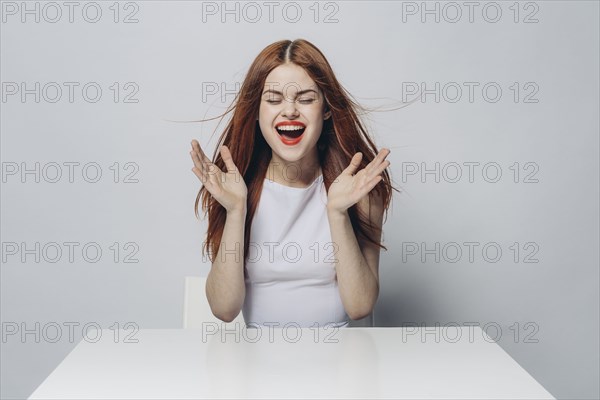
325, 148, 390, 320
327, 192, 384, 320
205, 207, 247, 322
190, 141, 248, 323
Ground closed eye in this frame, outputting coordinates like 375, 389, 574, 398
265, 99, 316, 104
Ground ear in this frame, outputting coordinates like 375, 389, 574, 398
324, 107, 332, 121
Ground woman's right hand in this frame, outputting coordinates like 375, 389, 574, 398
190, 140, 248, 213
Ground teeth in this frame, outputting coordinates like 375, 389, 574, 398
277, 125, 305, 131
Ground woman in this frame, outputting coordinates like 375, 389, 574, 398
189, 39, 395, 328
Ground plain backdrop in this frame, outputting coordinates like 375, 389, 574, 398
1, 1, 598, 399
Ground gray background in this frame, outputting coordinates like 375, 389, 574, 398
1, 1, 598, 399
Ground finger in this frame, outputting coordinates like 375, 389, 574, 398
191, 140, 211, 164
353, 175, 383, 206
366, 148, 390, 175
191, 166, 208, 184
189, 148, 219, 184
370, 175, 384, 188
370, 159, 390, 180
361, 174, 384, 196
189, 141, 211, 176
343, 152, 363, 176
189, 149, 207, 175
191, 142, 223, 178
220, 145, 239, 174
190, 152, 209, 183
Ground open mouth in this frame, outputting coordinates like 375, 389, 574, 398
275, 121, 306, 145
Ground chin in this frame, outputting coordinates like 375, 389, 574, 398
271, 149, 304, 162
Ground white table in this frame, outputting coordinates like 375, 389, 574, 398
29, 326, 555, 399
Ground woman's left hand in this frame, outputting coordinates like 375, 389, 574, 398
327, 148, 391, 214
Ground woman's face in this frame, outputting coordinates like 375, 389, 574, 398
258, 63, 330, 164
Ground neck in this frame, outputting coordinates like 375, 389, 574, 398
267, 150, 321, 188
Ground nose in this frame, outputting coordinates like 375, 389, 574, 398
281, 98, 299, 118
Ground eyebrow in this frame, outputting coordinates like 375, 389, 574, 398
262, 89, 318, 96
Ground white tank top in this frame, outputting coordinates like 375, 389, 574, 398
242, 172, 350, 328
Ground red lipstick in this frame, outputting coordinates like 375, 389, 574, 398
275, 121, 306, 146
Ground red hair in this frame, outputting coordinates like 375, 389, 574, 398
195, 39, 399, 267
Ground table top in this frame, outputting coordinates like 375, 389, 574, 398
29, 326, 555, 399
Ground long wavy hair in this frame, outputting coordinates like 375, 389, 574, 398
195, 39, 400, 268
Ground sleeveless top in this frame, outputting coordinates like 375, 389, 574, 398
242, 172, 350, 328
